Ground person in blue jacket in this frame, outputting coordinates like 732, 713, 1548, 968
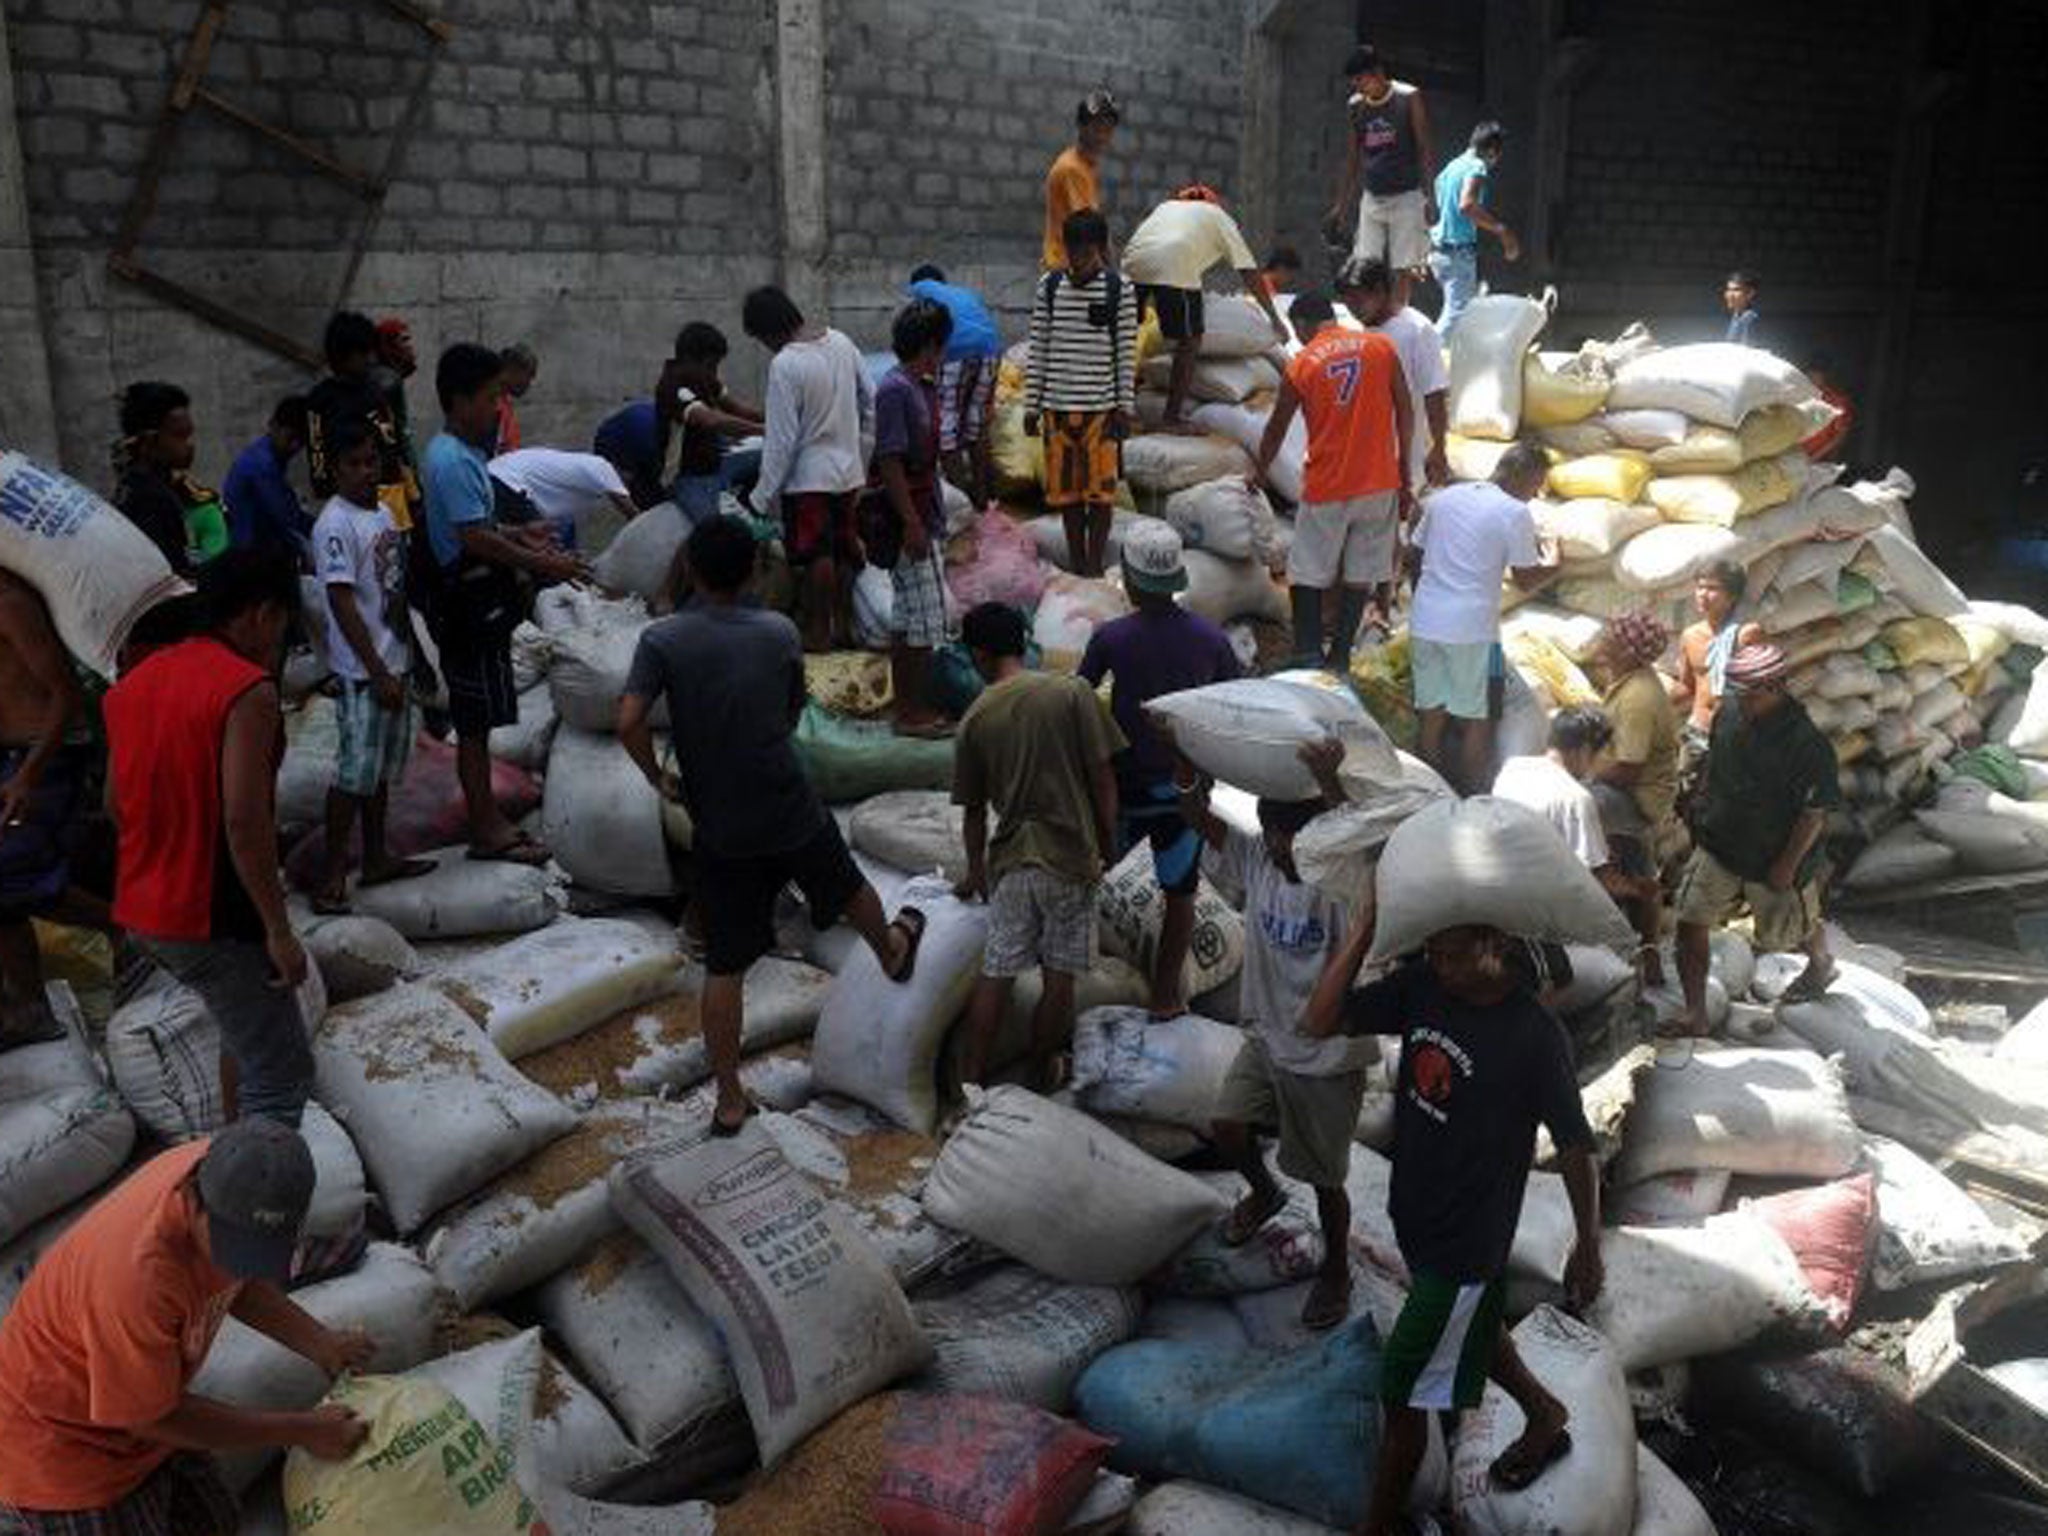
908, 264, 1004, 507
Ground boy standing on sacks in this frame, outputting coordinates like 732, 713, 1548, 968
1253, 290, 1412, 675
1306, 908, 1602, 1535
1166, 730, 1363, 1331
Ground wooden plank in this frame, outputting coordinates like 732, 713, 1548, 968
333, 44, 439, 312
110, 0, 228, 259
107, 256, 323, 369
194, 87, 382, 195
374, 0, 454, 44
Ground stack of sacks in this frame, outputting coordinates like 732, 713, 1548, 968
1127, 295, 1282, 502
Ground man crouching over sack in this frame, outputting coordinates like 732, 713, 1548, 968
0, 1121, 373, 1535
1306, 911, 1603, 1536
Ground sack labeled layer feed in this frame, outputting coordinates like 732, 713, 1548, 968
922, 1086, 1227, 1286
610, 1123, 930, 1467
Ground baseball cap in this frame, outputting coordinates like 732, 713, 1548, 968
198, 1118, 315, 1281
1121, 520, 1189, 594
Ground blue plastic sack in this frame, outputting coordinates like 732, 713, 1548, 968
1073, 1313, 1384, 1527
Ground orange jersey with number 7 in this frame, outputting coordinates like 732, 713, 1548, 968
1286, 328, 1403, 503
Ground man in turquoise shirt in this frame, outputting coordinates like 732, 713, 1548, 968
1430, 121, 1519, 336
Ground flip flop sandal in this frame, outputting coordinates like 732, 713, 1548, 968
882, 907, 928, 984
1490, 1429, 1573, 1491
1220, 1186, 1288, 1248
709, 1095, 761, 1139
1300, 1273, 1353, 1331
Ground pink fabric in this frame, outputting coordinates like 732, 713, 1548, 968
945, 511, 1047, 613
1747, 1172, 1878, 1331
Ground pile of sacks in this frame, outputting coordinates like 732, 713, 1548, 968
1417, 294, 2048, 891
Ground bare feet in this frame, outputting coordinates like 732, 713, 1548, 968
1490, 1401, 1572, 1490
1302, 1267, 1352, 1330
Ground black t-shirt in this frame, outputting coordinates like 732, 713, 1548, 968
116, 466, 193, 576
1345, 961, 1595, 1282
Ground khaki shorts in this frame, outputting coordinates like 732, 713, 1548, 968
1676, 846, 1823, 953
1289, 491, 1400, 589
1354, 187, 1432, 272
1213, 1034, 1367, 1189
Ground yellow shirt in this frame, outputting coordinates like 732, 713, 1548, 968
1043, 147, 1100, 271
1602, 666, 1681, 836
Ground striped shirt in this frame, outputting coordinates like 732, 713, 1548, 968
1025, 269, 1139, 414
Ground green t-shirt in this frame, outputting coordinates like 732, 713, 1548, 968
184, 492, 230, 566
952, 670, 1125, 885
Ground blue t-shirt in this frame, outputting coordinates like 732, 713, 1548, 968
908, 278, 1003, 362
593, 400, 660, 479
421, 430, 494, 569
221, 434, 310, 559
1726, 309, 1759, 346
1432, 150, 1488, 248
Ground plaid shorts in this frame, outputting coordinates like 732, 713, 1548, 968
434, 626, 519, 737
332, 680, 415, 796
0, 1454, 237, 1536
890, 548, 950, 648
984, 865, 1095, 977
938, 357, 997, 452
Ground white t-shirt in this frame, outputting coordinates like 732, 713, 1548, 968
1492, 754, 1610, 870
752, 328, 875, 507
1409, 482, 1540, 645
1370, 306, 1448, 474
312, 494, 408, 682
1204, 825, 1376, 1078
1122, 201, 1258, 290
488, 448, 627, 536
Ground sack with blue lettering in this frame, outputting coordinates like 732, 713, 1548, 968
1074, 1313, 1417, 1527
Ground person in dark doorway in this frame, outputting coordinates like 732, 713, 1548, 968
1176, 735, 1363, 1331
1025, 208, 1139, 579
1723, 270, 1761, 346
495, 342, 538, 453
0, 1120, 374, 1535
1430, 121, 1519, 336
221, 396, 312, 564
869, 297, 956, 738
419, 343, 586, 866
0, 572, 89, 1048
306, 311, 418, 531
1043, 90, 1119, 272
743, 285, 874, 653
1407, 443, 1555, 792
310, 421, 434, 914
617, 516, 926, 1135
1306, 912, 1602, 1535
113, 381, 226, 576
104, 550, 313, 1126
953, 601, 1124, 1090
1122, 187, 1288, 432
1255, 291, 1411, 674
1331, 43, 1438, 307
1676, 642, 1839, 1035
659, 321, 765, 528
1078, 522, 1239, 1017
907, 264, 1005, 507
1260, 245, 1304, 295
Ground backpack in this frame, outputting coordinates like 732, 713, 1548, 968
1035, 267, 1127, 407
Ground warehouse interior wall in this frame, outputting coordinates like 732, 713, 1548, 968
2, 0, 2044, 575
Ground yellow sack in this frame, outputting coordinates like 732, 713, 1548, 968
804, 651, 893, 718
1648, 425, 1744, 474
1647, 453, 1801, 527
1446, 432, 1513, 483
1520, 354, 1610, 427
1736, 402, 1815, 461
284, 1375, 546, 1536
1834, 731, 1871, 766
1952, 616, 2012, 670
1546, 452, 1652, 505
988, 400, 1044, 500
1503, 630, 1599, 707
1133, 311, 1166, 371
1881, 616, 1970, 669
994, 355, 1027, 405
1349, 633, 1417, 750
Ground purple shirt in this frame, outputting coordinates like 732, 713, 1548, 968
1079, 606, 1240, 784
872, 364, 942, 536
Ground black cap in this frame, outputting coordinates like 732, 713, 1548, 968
197, 1118, 315, 1281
